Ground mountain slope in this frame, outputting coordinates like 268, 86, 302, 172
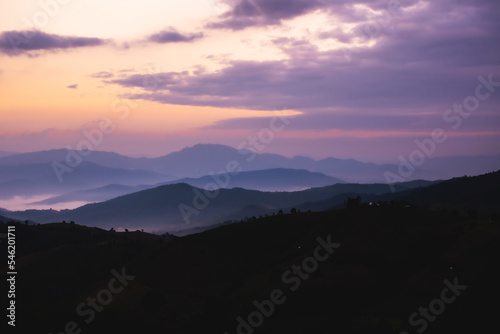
28, 168, 343, 205
3, 179, 438, 232
0, 151, 17, 158
4, 205, 499, 333
391, 170, 500, 216
29, 184, 153, 205
297, 170, 500, 217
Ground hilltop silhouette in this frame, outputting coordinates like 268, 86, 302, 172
2, 196, 498, 333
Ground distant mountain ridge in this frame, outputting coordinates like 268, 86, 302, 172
0, 144, 388, 181
29, 168, 343, 205
2, 144, 499, 185
163, 168, 343, 191
0, 149, 149, 169
0, 162, 174, 199
1, 145, 499, 209
0, 151, 17, 158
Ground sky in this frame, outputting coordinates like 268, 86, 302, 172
0, 0, 499, 163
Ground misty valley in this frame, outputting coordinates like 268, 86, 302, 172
1, 146, 499, 333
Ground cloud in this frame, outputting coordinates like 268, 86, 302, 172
147, 27, 204, 43
66, 84, 78, 89
109, 0, 500, 114
206, 0, 454, 31
203, 111, 500, 134
317, 28, 355, 43
207, 0, 323, 30
107, 71, 187, 90
110, 52, 497, 111
0, 30, 105, 56
91, 71, 114, 79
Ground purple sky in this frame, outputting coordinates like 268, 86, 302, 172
0, 0, 499, 162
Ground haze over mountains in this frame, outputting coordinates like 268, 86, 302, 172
1, 143, 499, 214
29, 168, 342, 206
0, 162, 171, 200
3, 171, 498, 235
0, 151, 16, 158
1, 144, 499, 199
0, 180, 425, 232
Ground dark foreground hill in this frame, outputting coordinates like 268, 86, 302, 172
1, 205, 499, 333
389, 170, 500, 216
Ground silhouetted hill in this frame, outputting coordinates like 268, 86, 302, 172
282, 171, 500, 220
0, 214, 15, 222
2, 205, 499, 333
28, 169, 342, 205
390, 170, 500, 216
3, 183, 341, 230
3, 180, 436, 232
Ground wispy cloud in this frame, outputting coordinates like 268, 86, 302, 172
147, 27, 204, 43
0, 30, 106, 56
106, 71, 186, 90
67, 84, 78, 89
90, 71, 114, 79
